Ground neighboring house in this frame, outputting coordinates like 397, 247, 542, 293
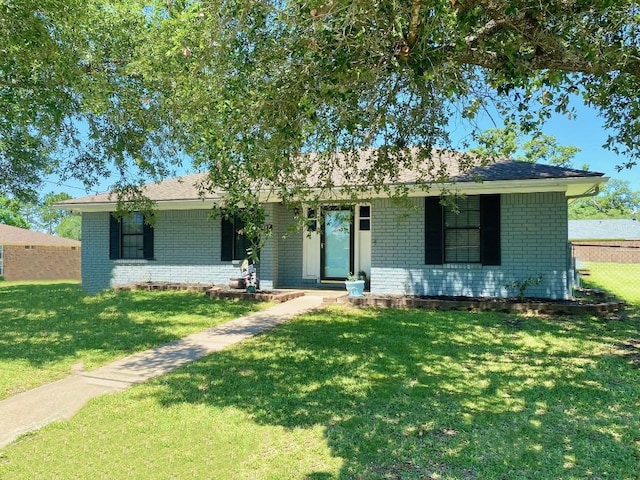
569, 219, 640, 263
0, 224, 81, 281
57, 153, 605, 299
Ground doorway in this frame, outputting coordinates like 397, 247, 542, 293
320, 207, 354, 280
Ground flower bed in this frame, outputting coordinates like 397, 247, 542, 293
342, 294, 626, 315
114, 282, 304, 303
205, 287, 305, 303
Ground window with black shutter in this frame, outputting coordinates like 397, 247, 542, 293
109, 212, 154, 260
425, 195, 500, 265
221, 215, 250, 261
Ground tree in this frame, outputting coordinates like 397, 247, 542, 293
56, 215, 82, 240
31, 192, 82, 240
569, 179, 640, 219
1, 1, 178, 202
471, 128, 581, 167
38, 192, 73, 234
3, 1, 640, 234
468, 128, 640, 219
0, 196, 29, 229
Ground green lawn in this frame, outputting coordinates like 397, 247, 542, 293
2, 305, 638, 479
0, 281, 266, 400
582, 262, 640, 305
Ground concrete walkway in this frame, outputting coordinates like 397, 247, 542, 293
0, 294, 325, 449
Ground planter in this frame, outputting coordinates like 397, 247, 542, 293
345, 279, 365, 297
229, 277, 246, 289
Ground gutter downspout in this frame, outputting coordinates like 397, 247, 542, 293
566, 184, 600, 201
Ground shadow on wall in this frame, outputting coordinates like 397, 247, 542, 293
394, 268, 568, 300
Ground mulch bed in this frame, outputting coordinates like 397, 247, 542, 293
114, 282, 626, 315
114, 282, 304, 303
114, 282, 212, 292
342, 293, 626, 315
205, 287, 305, 303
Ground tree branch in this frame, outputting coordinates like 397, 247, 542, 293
449, 0, 640, 78
406, 0, 422, 48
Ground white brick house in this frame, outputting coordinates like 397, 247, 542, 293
57, 153, 606, 299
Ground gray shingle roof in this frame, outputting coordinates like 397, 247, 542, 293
58, 151, 604, 207
453, 160, 603, 182
568, 219, 640, 240
56, 173, 214, 206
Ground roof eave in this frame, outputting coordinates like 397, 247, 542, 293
58, 176, 607, 212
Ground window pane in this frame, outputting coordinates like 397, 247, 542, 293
122, 234, 144, 259
444, 196, 481, 263
359, 218, 371, 231
323, 209, 351, 278
306, 209, 317, 232
235, 231, 249, 259
360, 205, 370, 218
122, 212, 144, 234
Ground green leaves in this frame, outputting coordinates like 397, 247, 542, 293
2, 0, 640, 217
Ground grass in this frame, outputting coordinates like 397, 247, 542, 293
1, 304, 639, 479
0, 281, 267, 400
581, 262, 640, 305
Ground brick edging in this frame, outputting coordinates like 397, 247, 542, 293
342, 295, 626, 315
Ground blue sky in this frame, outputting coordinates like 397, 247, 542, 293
45, 101, 640, 198
532, 104, 639, 189
447, 100, 640, 191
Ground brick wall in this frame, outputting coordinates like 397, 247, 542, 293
82, 210, 236, 292
571, 240, 640, 263
2, 244, 81, 281
276, 205, 307, 287
81, 209, 287, 293
256, 203, 278, 290
79, 192, 572, 298
370, 191, 570, 299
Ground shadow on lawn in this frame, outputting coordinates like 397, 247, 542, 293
0, 282, 257, 369
152, 307, 640, 479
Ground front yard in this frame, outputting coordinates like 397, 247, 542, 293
0, 281, 267, 400
1, 295, 639, 478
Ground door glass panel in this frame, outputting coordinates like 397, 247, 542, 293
323, 210, 351, 279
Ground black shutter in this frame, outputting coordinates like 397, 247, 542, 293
221, 217, 234, 261
143, 221, 154, 260
235, 217, 248, 259
109, 214, 121, 260
481, 194, 501, 265
425, 197, 443, 264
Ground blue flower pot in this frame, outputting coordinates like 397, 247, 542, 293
345, 280, 365, 297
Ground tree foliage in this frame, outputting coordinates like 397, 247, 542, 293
0, 192, 81, 239
3, 0, 640, 227
469, 127, 640, 219
1, 0, 179, 202
39, 192, 82, 239
471, 127, 581, 167
0, 196, 29, 228
56, 215, 82, 241
569, 179, 640, 219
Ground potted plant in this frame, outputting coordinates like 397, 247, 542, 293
345, 272, 366, 297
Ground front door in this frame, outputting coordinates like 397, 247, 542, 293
321, 207, 354, 280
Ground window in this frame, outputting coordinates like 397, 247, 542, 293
359, 205, 371, 231
306, 208, 317, 232
444, 196, 481, 263
109, 212, 154, 260
425, 195, 500, 265
221, 215, 250, 261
